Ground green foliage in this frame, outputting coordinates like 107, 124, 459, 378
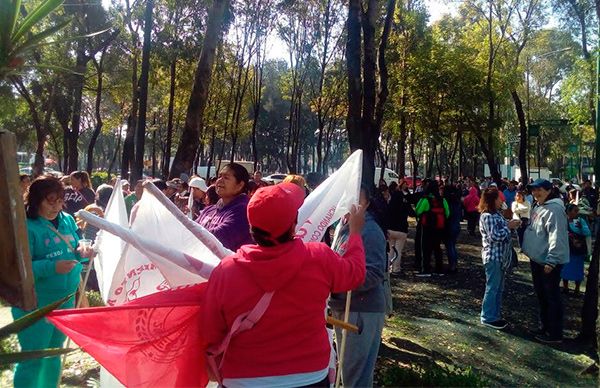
90, 171, 114, 189
0, 336, 18, 371
0, 294, 75, 367
379, 362, 488, 387
85, 291, 105, 307
0, 0, 73, 80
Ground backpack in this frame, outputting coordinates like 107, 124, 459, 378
423, 197, 446, 230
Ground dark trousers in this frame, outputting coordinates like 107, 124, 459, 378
419, 227, 444, 273
466, 211, 479, 235
530, 260, 564, 339
517, 218, 529, 247
444, 227, 459, 270
415, 225, 422, 268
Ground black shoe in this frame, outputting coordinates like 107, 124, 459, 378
415, 272, 432, 278
535, 334, 562, 344
390, 271, 402, 278
481, 319, 508, 330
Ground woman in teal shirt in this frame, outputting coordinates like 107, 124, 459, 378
12, 175, 93, 388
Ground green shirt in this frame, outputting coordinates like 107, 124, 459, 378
125, 193, 138, 217
27, 212, 82, 296
415, 194, 450, 220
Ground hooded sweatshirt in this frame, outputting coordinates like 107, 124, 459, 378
522, 198, 569, 266
463, 187, 480, 213
26, 212, 83, 299
201, 234, 365, 380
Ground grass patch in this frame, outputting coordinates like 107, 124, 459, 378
85, 291, 104, 307
379, 362, 488, 387
0, 337, 18, 371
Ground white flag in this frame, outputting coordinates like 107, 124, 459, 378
297, 150, 363, 242
93, 180, 128, 302
87, 151, 362, 305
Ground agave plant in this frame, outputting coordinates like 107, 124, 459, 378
0, 294, 74, 366
0, 0, 108, 81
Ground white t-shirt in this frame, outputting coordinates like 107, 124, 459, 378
512, 200, 531, 220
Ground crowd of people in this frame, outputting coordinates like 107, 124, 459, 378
372, 175, 592, 344
14, 165, 597, 386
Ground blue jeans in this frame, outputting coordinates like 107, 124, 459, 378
481, 260, 506, 323
332, 310, 385, 387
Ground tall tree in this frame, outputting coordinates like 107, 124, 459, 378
170, 0, 230, 178
346, 0, 395, 187
132, 0, 154, 183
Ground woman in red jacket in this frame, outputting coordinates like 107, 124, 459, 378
202, 182, 366, 387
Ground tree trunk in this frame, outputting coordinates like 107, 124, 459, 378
68, 45, 89, 173
169, 0, 230, 179
511, 89, 528, 184
11, 77, 46, 177
410, 129, 418, 190
133, 0, 154, 183
163, 58, 176, 179
87, 53, 106, 174
346, 0, 362, 155
580, 225, 600, 344
121, 48, 139, 180
107, 124, 123, 181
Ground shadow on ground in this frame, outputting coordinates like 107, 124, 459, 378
376, 224, 598, 387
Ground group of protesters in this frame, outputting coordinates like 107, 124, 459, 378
15, 163, 597, 387
374, 174, 597, 344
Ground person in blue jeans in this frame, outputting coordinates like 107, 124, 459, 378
12, 176, 93, 388
329, 186, 387, 387
478, 188, 521, 329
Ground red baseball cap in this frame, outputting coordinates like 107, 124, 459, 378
247, 182, 305, 238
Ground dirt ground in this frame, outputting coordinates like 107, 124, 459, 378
1, 223, 598, 387
378, 226, 598, 387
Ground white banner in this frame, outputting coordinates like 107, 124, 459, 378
87, 151, 362, 305
93, 180, 127, 302
297, 150, 362, 242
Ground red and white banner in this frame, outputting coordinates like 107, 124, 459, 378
52, 150, 363, 386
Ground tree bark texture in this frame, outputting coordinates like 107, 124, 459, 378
170, 0, 230, 179
133, 0, 154, 183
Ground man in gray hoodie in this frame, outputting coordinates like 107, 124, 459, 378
523, 179, 569, 344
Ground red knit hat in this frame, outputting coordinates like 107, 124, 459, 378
247, 183, 305, 238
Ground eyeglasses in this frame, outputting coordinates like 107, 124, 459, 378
45, 196, 64, 205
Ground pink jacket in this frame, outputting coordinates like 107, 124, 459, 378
202, 235, 365, 379
463, 187, 480, 213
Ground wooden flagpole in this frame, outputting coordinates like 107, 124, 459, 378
58, 254, 96, 385
335, 291, 352, 388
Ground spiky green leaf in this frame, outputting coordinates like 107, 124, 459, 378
0, 294, 73, 340
12, 0, 66, 43
0, 348, 75, 366
10, 18, 73, 57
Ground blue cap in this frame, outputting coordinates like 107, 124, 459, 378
528, 178, 552, 190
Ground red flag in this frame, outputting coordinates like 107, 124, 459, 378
48, 284, 208, 387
